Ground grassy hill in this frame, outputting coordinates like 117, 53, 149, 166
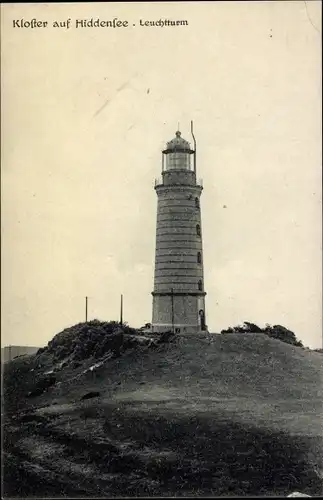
3, 322, 323, 497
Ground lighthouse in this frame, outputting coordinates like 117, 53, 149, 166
152, 124, 207, 334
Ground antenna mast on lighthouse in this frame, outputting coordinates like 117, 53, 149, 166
191, 120, 197, 175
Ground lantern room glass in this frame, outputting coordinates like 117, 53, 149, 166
166, 151, 192, 170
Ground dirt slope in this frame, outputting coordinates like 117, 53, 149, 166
3, 326, 323, 497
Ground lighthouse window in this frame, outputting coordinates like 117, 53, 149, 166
197, 252, 202, 264
196, 224, 201, 237
195, 197, 200, 208
198, 280, 203, 291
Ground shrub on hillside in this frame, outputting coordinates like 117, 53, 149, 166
264, 324, 303, 347
39, 320, 139, 362
221, 322, 304, 347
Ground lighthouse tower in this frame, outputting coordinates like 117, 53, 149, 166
152, 125, 207, 334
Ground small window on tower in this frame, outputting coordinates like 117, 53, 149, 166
197, 252, 202, 264
196, 224, 201, 237
198, 280, 203, 291
195, 197, 200, 208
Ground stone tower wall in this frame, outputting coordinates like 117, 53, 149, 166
152, 167, 206, 333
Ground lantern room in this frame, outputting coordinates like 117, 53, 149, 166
162, 131, 195, 171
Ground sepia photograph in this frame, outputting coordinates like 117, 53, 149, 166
1, 1, 322, 497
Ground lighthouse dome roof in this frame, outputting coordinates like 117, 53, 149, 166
166, 131, 192, 152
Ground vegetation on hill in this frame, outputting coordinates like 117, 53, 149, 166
221, 322, 304, 347
3, 322, 323, 497
36, 319, 139, 359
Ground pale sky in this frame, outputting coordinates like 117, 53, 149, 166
1, 1, 322, 348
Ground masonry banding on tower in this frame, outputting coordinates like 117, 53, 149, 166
152, 127, 207, 334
